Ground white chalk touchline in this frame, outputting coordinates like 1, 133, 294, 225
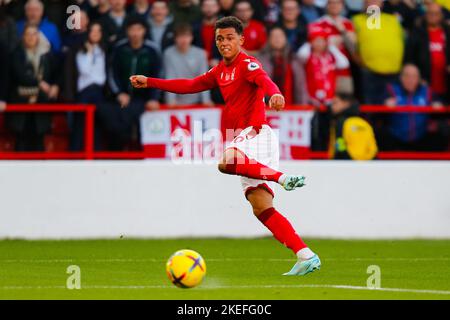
0, 284, 449, 295
1, 257, 449, 263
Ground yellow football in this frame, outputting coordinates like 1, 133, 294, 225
166, 249, 206, 288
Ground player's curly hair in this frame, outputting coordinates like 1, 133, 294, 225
215, 16, 244, 35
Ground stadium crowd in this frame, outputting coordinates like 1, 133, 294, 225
0, 0, 449, 153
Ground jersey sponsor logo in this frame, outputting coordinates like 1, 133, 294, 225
248, 62, 260, 71
430, 42, 444, 52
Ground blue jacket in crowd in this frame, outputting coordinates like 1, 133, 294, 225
16, 17, 61, 53
386, 82, 431, 143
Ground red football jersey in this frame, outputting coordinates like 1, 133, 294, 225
147, 51, 281, 133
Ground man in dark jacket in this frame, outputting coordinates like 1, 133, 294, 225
383, 64, 438, 151
405, 2, 450, 103
98, 16, 161, 150
98, 0, 129, 50
328, 92, 360, 159
276, 0, 308, 52
147, 0, 175, 52
328, 92, 378, 160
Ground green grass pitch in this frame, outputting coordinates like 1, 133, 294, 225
0, 238, 449, 299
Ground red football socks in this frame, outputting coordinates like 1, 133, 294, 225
257, 207, 307, 254
224, 152, 284, 183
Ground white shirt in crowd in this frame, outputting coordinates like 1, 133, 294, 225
76, 44, 106, 92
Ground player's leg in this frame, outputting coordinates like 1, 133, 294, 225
246, 187, 320, 275
218, 148, 305, 191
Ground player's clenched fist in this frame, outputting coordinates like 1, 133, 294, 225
269, 94, 285, 111
129, 75, 148, 88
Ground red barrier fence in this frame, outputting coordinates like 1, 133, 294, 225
0, 104, 449, 160
0, 104, 95, 159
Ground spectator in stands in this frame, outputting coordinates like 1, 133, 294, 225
263, 0, 281, 27
98, 0, 128, 50
41, 0, 68, 30
383, 0, 419, 32
298, 25, 349, 151
72, 0, 98, 16
67, 1, 111, 22
90, 0, 111, 21
0, 3, 18, 52
16, 0, 61, 53
127, 0, 151, 19
62, 9, 90, 53
194, 0, 221, 67
276, 0, 308, 52
405, 2, 450, 104
147, 0, 175, 52
301, 0, 324, 24
314, 0, 356, 94
418, 0, 450, 22
170, 0, 202, 24
258, 27, 308, 105
98, 16, 161, 150
0, 42, 8, 112
64, 22, 107, 151
328, 92, 378, 160
218, 0, 235, 16
297, 25, 349, 106
163, 24, 213, 107
353, 0, 404, 104
233, 0, 267, 55
345, 0, 363, 15
383, 64, 439, 151
7, 24, 58, 151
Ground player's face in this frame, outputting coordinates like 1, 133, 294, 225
215, 28, 244, 61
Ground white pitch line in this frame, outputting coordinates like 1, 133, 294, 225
1, 257, 449, 263
0, 284, 449, 295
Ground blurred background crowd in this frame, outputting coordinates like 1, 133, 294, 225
0, 0, 449, 153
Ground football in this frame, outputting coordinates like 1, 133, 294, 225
166, 249, 207, 288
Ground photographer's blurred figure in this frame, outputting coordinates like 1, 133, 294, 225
328, 92, 378, 160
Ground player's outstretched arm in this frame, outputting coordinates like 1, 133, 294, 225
252, 73, 285, 111
245, 63, 284, 111
130, 72, 216, 94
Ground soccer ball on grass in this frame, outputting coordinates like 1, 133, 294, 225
166, 249, 206, 288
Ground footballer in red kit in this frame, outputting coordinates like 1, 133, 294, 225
130, 16, 321, 275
